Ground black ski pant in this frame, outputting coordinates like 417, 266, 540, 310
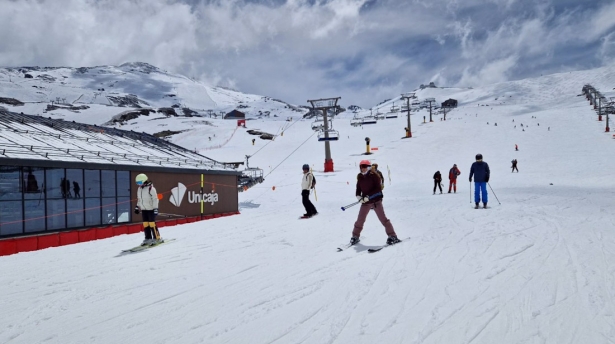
512, 166, 518, 172
301, 190, 317, 215
433, 181, 442, 193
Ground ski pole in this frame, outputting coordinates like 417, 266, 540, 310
487, 182, 501, 205
341, 192, 382, 211
470, 180, 472, 203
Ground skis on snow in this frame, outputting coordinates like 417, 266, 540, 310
337, 236, 411, 252
121, 238, 176, 254
367, 236, 411, 253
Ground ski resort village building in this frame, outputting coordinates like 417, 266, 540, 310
0, 110, 242, 255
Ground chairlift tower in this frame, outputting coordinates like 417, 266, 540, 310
308, 97, 340, 172
401, 92, 415, 138
426, 98, 436, 122
606, 98, 615, 132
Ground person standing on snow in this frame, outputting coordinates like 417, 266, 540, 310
511, 159, 519, 172
469, 154, 490, 209
448, 164, 461, 193
371, 163, 385, 189
300, 164, 318, 218
433, 170, 443, 194
349, 160, 400, 246
134, 173, 162, 246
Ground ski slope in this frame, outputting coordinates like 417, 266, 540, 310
2, 67, 615, 343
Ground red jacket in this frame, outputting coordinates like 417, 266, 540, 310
356, 171, 383, 204
449, 166, 460, 180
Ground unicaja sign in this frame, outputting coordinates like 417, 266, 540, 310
169, 182, 219, 207
169, 183, 187, 207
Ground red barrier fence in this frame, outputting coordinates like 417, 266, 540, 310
0, 212, 240, 257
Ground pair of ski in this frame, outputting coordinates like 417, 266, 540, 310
337, 236, 410, 253
121, 238, 176, 254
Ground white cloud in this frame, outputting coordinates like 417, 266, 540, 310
0, 0, 614, 107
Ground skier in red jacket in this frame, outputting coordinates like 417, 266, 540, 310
448, 164, 461, 193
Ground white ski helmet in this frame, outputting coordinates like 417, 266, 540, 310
135, 173, 148, 185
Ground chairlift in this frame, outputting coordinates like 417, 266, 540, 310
311, 119, 324, 131
317, 129, 339, 141
350, 117, 363, 127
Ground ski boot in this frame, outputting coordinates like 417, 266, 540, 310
350, 236, 360, 245
386, 236, 401, 245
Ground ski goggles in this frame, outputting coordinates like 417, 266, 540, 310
360, 164, 370, 168
136, 181, 144, 186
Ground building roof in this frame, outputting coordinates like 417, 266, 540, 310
0, 110, 239, 173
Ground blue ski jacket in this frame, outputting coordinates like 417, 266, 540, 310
469, 160, 490, 183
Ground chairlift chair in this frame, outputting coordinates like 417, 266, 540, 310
317, 129, 339, 141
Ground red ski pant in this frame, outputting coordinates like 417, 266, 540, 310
448, 179, 457, 192
352, 200, 396, 238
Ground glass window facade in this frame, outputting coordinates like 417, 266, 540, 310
0, 166, 132, 237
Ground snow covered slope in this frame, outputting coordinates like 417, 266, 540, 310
0, 62, 307, 128
2, 66, 615, 343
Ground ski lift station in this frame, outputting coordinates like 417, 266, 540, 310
0, 110, 254, 255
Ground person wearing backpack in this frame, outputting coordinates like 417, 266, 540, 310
448, 164, 461, 193
433, 170, 443, 194
371, 163, 385, 189
349, 159, 400, 246
134, 173, 162, 246
300, 164, 318, 218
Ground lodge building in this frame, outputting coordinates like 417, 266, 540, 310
0, 110, 242, 254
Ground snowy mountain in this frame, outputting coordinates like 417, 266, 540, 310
0, 62, 308, 127
2, 64, 615, 343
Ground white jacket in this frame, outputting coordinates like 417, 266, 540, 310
301, 172, 313, 190
137, 182, 159, 210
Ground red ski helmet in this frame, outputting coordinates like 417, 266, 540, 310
359, 159, 371, 167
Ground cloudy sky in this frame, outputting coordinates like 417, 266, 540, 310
1, 0, 615, 108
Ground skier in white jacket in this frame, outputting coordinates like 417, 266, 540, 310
135, 173, 162, 246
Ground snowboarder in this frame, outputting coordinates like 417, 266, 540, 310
469, 154, 490, 209
511, 159, 519, 172
448, 164, 461, 193
300, 164, 318, 218
371, 163, 385, 189
134, 173, 162, 246
433, 171, 443, 194
349, 160, 399, 246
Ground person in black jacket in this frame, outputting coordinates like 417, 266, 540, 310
469, 154, 490, 209
511, 159, 518, 172
433, 171, 442, 194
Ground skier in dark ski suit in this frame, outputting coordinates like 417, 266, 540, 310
511, 159, 518, 172
469, 154, 490, 209
433, 171, 443, 194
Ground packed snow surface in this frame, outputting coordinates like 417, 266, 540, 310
2, 67, 615, 343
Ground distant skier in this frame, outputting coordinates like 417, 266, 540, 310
511, 159, 519, 172
515, 144, 518, 151
300, 164, 318, 218
371, 163, 385, 189
349, 160, 399, 246
469, 154, 490, 209
433, 171, 443, 194
134, 173, 162, 246
448, 164, 461, 193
